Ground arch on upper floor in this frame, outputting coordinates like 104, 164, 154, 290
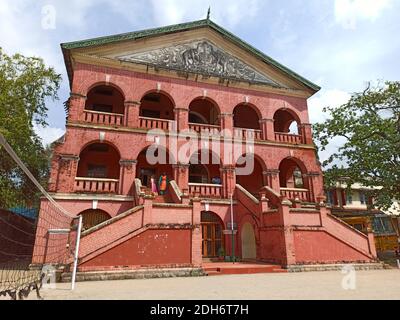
135, 144, 175, 189
139, 90, 175, 120
233, 103, 261, 130
278, 157, 308, 189
273, 108, 301, 135
235, 153, 267, 195
188, 149, 222, 184
188, 97, 221, 126
85, 84, 125, 114
76, 142, 121, 179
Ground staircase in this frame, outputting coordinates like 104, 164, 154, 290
203, 262, 287, 276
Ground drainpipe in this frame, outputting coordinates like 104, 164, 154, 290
230, 193, 236, 263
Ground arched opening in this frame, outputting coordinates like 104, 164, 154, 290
233, 104, 261, 130
201, 211, 225, 258
189, 151, 221, 184
273, 109, 300, 135
140, 92, 175, 120
235, 154, 265, 196
85, 85, 124, 114
78, 209, 111, 231
136, 146, 174, 195
241, 222, 256, 260
188, 98, 220, 125
77, 142, 120, 179
278, 158, 306, 189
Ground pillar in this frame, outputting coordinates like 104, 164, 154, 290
220, 113, 234, 137
56, 155, 79, 193
68, 93, 86, 122
262, 169, 280, 192
300, 123, 313, 145
280, 200, 296, 266
174, 107, 189, 132
142, 195, 154, 226
124, 100, 140, 128
191, 197, 203, 266
119, 159, 137, 195
173, 163, 189, 193
259, 118, 274, 141
220, 166, 236, 198
304, 172, 320, 203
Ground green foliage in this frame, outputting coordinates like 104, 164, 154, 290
313, 81, 400, 210
0, 48, 61, 208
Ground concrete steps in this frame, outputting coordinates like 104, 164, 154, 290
203, 262, 287, 276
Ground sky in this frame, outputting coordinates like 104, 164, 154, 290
1, 0, 399, 162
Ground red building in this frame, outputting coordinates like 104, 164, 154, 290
33, 19, 377, 272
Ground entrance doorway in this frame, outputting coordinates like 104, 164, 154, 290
241, 222, 256, 260
201, 211, 224, 258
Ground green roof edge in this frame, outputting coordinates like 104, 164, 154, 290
61, 19, 320, 92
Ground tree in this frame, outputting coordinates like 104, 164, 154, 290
313, 81, 400, 211
0, 48, 61, 208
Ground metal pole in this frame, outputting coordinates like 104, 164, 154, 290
230, 193, 235, 263
71, 215, 83, 290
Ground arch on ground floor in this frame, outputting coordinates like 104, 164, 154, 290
201, 211, 225, 258
241, 222, 257, 260
78, 209, 111, 231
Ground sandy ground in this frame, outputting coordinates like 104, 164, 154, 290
20, 269, 400, 300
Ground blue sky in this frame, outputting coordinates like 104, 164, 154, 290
1, 0, 399, 161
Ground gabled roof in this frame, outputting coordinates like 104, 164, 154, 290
61, 18, 320, 92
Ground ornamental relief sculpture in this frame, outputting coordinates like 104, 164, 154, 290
115, 40, 283, 86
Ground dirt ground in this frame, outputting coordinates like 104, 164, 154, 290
21, 269, 400, 300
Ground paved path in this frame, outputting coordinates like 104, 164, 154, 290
27, 269, 400, 300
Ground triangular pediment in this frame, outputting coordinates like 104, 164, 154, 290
110, 39, 283, 87
63, 19, 320, 96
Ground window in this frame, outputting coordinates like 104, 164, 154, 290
359, 192, 367, 205
326, 190, 335, 205
293, 168, 304, 188
346, 192, 353, 204
87, 164, 107, 178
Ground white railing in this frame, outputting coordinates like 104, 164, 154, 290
280, 188, 310, 202
189, 123, 220, 135
139, 116, 173, 130
84, 110, 124, 126
234, 128, 262, 140
275, 132, 302, 144
188, 183, 222, 198
75, 177, 119, 193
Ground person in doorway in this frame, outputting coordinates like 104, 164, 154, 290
150, 175, 158, 195
158, 172, 168, 195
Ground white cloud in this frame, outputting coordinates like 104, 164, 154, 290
308, 89, 351, 164
334, 0, 393, 29
33, 124, 65, 147
149, 0, 261, 28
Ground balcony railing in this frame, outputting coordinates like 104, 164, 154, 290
280, 188, 310, 202
234, 128, 262, 140
75, 177, 119, 193
188, 183, 222, 198
274, 132, 302, 144
84, 110, 124, 126
189, 123, 220, 135
139, 116, 173, 130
